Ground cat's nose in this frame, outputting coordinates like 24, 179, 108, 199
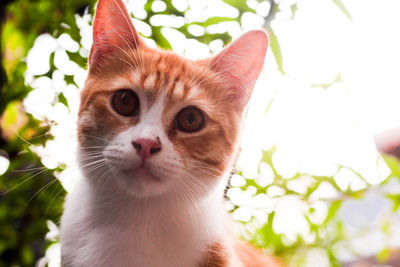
131, 138, 161, 159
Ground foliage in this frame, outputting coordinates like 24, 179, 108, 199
1, 0, 399, 266
0, 0, 97, 265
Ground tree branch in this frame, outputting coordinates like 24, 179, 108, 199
263, 0, 277, 30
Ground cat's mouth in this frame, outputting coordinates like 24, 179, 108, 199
121, 166, 161, 182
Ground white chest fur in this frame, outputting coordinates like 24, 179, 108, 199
60, 178, 229, 267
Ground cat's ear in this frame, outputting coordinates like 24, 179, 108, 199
89, 0, 140, 67
208, 30, 268, 107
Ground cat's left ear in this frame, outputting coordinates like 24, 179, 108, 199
206, 30, 268, 107
89, 0, 141, 68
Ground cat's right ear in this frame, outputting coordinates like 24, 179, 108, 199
89, 0, 140, 68
205, 30, 268, 108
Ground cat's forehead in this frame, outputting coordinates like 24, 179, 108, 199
87, 50, 221, 112
136, 50, 214, 100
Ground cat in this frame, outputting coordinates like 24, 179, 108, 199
60, 0, 283, 266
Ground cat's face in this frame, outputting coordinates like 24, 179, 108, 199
79, 52, 242, 198
77, 0, 267, 199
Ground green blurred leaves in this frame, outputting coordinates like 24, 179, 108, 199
0, 0, 87, 265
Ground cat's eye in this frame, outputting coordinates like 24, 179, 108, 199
175, 106, 205, 133
111, 89, 140, 116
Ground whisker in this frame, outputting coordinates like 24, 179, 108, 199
45, 184, 65, 217
79, 134, 112, 144
80, 159, 108, 171
10, 166, 47, 173
2, 168, 50, 195
24, 178, 59, 207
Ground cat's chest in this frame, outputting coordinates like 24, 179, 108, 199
60, 183, 209, 267
83, 220, 201, 267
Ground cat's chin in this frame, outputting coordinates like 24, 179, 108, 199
121, 167, 161, 182
116, 166, 170, 198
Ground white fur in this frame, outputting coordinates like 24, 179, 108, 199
143, 73, 157, 89
173, 81, 185, 98
61, 178, 232, 267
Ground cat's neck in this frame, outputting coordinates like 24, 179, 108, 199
90, 178, 220, 221
61, 173, 233, 267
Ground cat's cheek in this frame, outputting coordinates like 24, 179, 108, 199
172, 134, 233, 176
77, 112, 99, 146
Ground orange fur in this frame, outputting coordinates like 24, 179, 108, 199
234, 241, 285, 267
200, 242, 228, 267
200, 241, 284, 267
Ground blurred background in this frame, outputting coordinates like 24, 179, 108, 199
1, 0, 400, 266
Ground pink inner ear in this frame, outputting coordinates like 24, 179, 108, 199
89, 0, 140, 66
209, 30, 268, 106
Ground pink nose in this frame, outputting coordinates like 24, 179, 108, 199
131, 138, 161, 159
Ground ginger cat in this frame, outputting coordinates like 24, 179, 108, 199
60, 0, 284, 266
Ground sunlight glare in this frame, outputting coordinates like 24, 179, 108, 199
0, 154, 10, 176
26, 34, 57, 77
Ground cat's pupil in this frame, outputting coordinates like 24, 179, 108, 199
186, 113, 195, 124
121, 94, 129, 105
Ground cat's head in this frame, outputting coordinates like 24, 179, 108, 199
78, 0, 268, 199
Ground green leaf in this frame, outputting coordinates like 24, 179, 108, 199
222, 0, 255, 13
264, 95, 276, 114
377, 248, 390, 263
312, 73, 343, 90
269, 29, 285, 75
332, 0, 353, 21
383, 154, 400, 178
260, 145, 277, 167
192, 17, 237, 27
152, 26, 172, 50
58, 92, 69, 108
386, 194, 400, 212
290, 4, 299, 19
327, 248, 342, 267
325, 200, 342, 223
252, 212, 286, 253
